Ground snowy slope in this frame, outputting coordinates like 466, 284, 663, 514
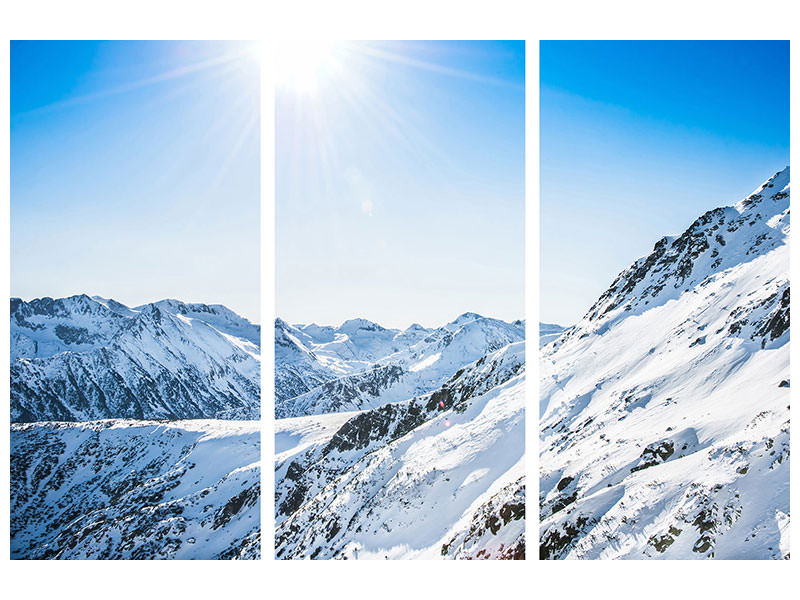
143, 299, 261, 346
540, 167, 790, 560
275, 313, 524, 418
11, 419, 259, 559
540, 322, 568, 348
276, 341, 525, 559
10, 296, 260, 422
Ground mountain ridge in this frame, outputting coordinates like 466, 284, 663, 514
275, 313, 524, 418
564, 166, 789, 342
10, 295, 260, 422
539, 167, 790, 560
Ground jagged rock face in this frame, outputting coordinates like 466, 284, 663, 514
11, 420, 260, 559
10, 296, 260, 422
275, 342, 525, 559
540, 168, 790, 560
275, 313, 525, 418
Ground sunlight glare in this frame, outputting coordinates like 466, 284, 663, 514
276, 40, 342, 93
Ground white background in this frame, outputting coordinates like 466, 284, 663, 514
1, 1, 797, 597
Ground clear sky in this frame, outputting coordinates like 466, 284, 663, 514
276, 40, 525, 329
11, 41, 260, 321
541, 40, 790, 327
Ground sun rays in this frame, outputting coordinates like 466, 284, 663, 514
274, 41, 479, 215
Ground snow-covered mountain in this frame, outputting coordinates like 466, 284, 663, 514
11, 419, 259, 559
275, 313, 524, 418
276, 342, 525, 559
274, 318, 436, 404
10, 295, 262, 559
540, 167, 790, 559
275, 312, 525, 559
10, 295, 260, 422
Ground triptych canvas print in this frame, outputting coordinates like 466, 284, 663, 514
8, 39, 790, 561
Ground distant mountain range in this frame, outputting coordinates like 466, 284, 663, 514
540, 167, 790, 559
276, 313, 524, 417
11, 295, 260, 422
275, 312, 525, 559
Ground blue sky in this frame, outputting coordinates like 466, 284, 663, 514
541, 40, 790, 326
11, 41, 260, 321
276, 40, 525, 329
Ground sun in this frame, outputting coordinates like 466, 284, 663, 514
275, 40, 343, 93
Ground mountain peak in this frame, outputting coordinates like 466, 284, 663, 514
338, 318, 386, 333
735, 165, 790, 213
138, 298, 187, 313
133, 302, 166, 323
574, 167, 790, 336
450, 312, 484, 326
91, 296, 137, 317
11, 294, 114, 319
